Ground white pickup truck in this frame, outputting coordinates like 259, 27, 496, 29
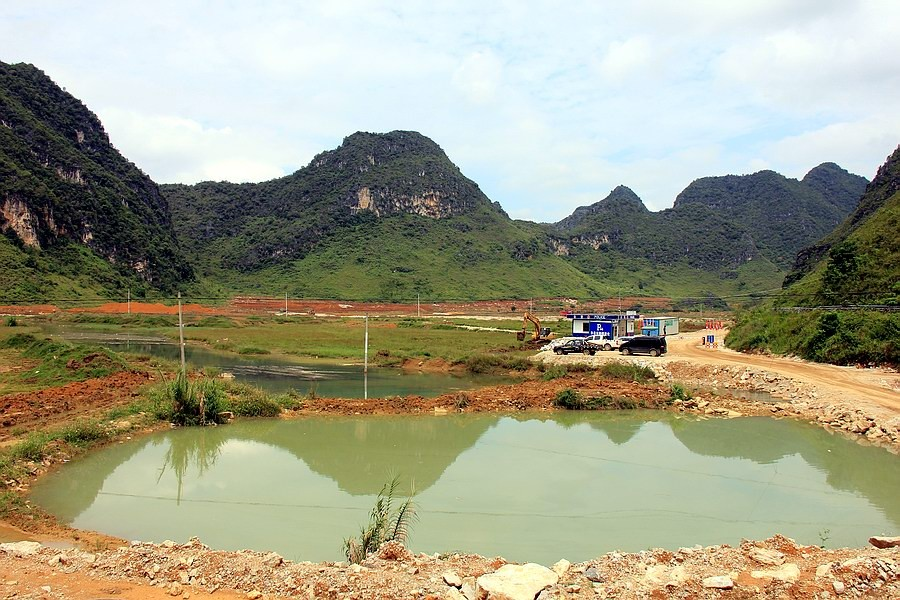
584, 334, 635, 351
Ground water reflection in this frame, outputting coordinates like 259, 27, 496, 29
30, 412, 900, 563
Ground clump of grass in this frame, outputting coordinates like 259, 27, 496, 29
148, 371, 225, 426
453, 392, 470, 410
541, 364, 568, 381
5, 316, 16, 327
237, 346, 270, 355
460, 354, 531, 374
669, 383, 693, 402
344, 476, 418, 564
221, 382, 282, 417
599, 361, 657, 383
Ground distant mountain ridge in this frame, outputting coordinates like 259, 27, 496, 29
0, 60, 880, 302
0, 61, 191, 297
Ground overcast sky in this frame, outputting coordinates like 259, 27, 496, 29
3, 1, 899, 221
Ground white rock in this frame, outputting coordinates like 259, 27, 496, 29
445, 588, 467, 600
833, 580, 845, 594
551, 560, 570, 578
815, 564, 833, 579
443, 571, 463, 588
751, 563, 801, 583
749, 547, 785, 566
461, 577, 477, 600
0, 541, 42, 557
476, 563, 558, 600
702, 576, 733, 589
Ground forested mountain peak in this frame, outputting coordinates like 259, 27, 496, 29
0, 60, 191, 296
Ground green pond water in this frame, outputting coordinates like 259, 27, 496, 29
29, 412, 900, 564
45, 331, 509, 398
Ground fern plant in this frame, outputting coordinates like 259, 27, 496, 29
344, 475, 418, 564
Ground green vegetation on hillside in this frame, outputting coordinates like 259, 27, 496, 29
0, 61, 192, 298
726, 146, 900, 367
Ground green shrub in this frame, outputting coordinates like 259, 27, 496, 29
553, 388, 585, 409
229, 394, 281, 417
5, 316, 16, 327
669, 383, 693, 402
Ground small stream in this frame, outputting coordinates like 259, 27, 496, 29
47, 331, 510, 398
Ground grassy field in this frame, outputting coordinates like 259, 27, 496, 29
2, 313, 576, 370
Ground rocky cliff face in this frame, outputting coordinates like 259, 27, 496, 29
0, 61, 192, 290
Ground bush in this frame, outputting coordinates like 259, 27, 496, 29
553, 388, 584, 409
5, 316, 16, 327
237, 346, 270, 355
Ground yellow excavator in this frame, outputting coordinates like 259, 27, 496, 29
517, 312, 554, 343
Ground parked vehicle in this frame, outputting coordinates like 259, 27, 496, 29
553, 339, 597, 355
540, 337, 577, 352
594, 335, 635, 351
618, 336, 667, 357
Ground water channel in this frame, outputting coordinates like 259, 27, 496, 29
29, 412, 900, 564
46, 331, 510, 398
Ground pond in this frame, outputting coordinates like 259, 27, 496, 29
45, 331, 509, 398
29, 412, 900, 564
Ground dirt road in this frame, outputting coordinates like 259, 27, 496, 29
666, 330, 900, 414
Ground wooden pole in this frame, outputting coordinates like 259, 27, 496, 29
178, 292, 186, 373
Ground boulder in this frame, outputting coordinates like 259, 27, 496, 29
868, 536, 900, 549
550, 560, 570, 578
0, 541, 42, 557
476, 563, 558, 600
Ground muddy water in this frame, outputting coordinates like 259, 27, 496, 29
29, 412, 900, 564
46, 332, 509, 398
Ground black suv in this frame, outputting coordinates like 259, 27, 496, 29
553, 339, 597, 355
618, 336, 667, 357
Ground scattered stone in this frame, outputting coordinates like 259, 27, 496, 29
246, 591, 262, 600
445, 587, 467, 600
749, 547, 785, 566
0, 541, 42, 557
443, 571, 463, 588
461, 577, 477, 600
816, 563, 833, 578
833, 580, 846, 594
583, 566, 604, 582
263, 552, 283, 567
40, 586, 51, 593
476, 563, 558, 600
168, 582, 183, 597
869, 536, 900, 549
751, 563, 801, 583
702, 576, 734, 589
551, 559, 570, 578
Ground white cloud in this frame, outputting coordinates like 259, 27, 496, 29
452, 50, 504, 104
2, 0, 899, 222
99, 109, 291, 184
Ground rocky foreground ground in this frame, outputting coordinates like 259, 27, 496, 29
1, 535, 899, 599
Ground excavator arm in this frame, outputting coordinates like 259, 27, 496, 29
517, 312, 551, 342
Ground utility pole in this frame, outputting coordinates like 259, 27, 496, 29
177, 292, 185, 372
127, 289, 131, 314
417, 293, 420, 318
364, 314, 369, 400
285, 292, 288, 315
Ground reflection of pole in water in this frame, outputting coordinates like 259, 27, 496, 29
364, 314, 369, 400
364, 370, 368, 400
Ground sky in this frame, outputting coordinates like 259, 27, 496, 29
2, 0, 899, 222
